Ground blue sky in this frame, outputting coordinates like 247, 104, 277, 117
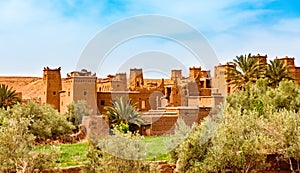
1, 0, 300, 77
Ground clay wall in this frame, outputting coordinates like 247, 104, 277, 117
97, 91, 153, 114
41, 67, 62, 111
142, 107, 211, 136
212, 64, 228, 96
72, 76, 98, 115
143, 114, 178, 136
60, 70, 98, 115
171, 70, 182, 81
129, 68, 144, 90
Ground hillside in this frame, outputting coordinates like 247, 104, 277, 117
0, 77, 43, 100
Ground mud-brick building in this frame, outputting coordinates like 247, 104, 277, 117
41, 67, 62, 111
97, 67, 221, 113
141, 107, 212, 136
277, 56, 300, 85
42, 66, 222, 114
41, 66, 223, 136
59, 69, 98, 115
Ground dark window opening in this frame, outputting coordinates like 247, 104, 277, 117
227, 87, 231, 93
166, 87, 171, 100
100, 100, 105, 106
84, 91, 87, 96
53, 91, 56, 95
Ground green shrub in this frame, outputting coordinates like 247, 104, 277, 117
0, 106, 60, 172
1, 101, 74, 140
173, 80, 300, 172
65, 100, 91, 131
19, 102, 74, 139
113, 121, 129, 134
84, 130, 160, 173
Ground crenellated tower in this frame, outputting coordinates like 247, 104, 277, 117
129, 68, 144, 90
42, 67, 62, 111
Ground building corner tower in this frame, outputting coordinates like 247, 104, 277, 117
41, 67, 62, 111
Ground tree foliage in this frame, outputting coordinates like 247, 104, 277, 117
65, 100, 91, 131
2, 101, 74, 140
266, 59, 292, 88
226, 54, 292, 91
173, 80, 300, 172
226, 54, 264, 90
0, 84, 20, 109
0, 105, 60, 172
84, 130, 160, 173
226, 79, 300, 113
104, 97, 145, 130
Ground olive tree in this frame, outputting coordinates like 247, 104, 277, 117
84, 130, 160, 173
174, 80, 300, 172
0, 105, 59, 172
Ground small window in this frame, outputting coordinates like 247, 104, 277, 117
100, 100, 105, 106
227, 87, 231, 93
68, 91, 70, 96
84, 91, 87, 96
141, 100, 146, 109
53, 91, 56, 95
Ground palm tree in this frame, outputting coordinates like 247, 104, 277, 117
226, 53, 264, 90
104, 97, 145, 130
0, 84, 20, 109
266, 59, 292, 87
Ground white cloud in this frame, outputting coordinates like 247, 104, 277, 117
274, 18, 300, 33
0, 0, 300, 77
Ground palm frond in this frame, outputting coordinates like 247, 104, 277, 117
104, 97, 145, 128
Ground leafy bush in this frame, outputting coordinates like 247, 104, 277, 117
226, 79, 300, 113
113, 121, 130, 134
65, 100, 91, 131
173, 80, 300, 172
2, 102, 74, 140
0, 106, 60, 172
84, 130, 160, 173
25, 102, 75, 139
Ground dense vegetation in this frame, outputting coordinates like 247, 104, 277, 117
0, 102, 75, 172
226, 54, 291, 90
84, 131, 162, 173
172, 79, 300, 172
65, 100, 91, 132
0, 103, 61, 172
84, 96, 179, 172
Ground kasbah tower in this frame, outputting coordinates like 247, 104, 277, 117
41, 67, 62, 111
59, 69, 98, 115
41, 67, 98, 115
